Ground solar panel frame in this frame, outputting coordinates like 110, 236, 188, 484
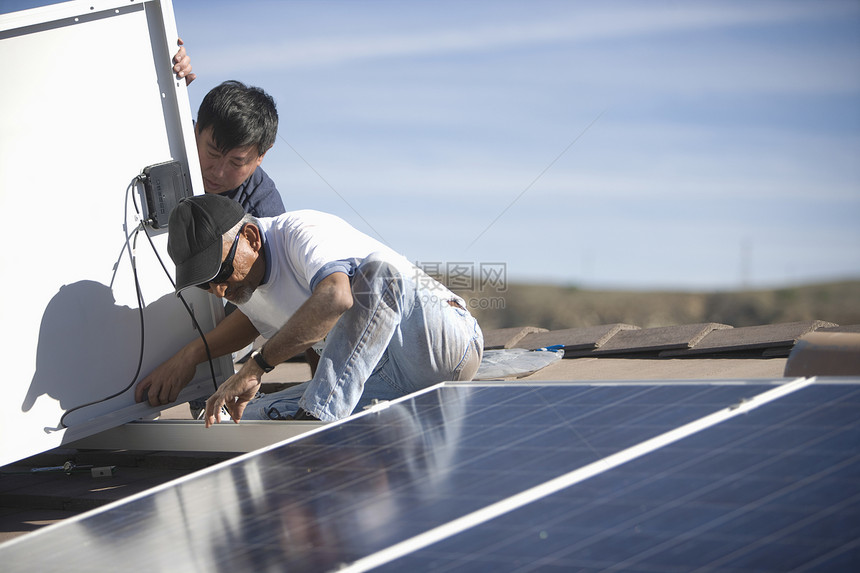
4, 379, 854, 573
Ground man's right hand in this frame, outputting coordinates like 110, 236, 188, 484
134, 350, 197, 407
172, 38, 196, 85
203, 360, 264, 427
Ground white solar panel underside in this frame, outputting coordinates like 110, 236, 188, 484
1, 379, 858, 572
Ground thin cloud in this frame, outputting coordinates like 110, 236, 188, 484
206, 2, 853, 74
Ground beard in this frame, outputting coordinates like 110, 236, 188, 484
226, 284, 255, 305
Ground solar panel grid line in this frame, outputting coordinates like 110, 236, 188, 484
537, 385, 670, 463
337, 379, 815, 573
0, 383, 448, 559
245, 383, 463, 471
451, 385, 653, 470
430, 385, 727, 507
687, 489, 860, 573
183, 386, 481, 554
275, 417, 459, 527
452, 380, 780, 388
301, 385, 557, 531
276, 386, 509, 562
293, 384, 719, 570
597, 453, 860, 573
785, 535, 860, 573
531, 385, 753, 466
361, 386, 858, 573
498, 384, 860, 573
682, 402, 860, 572
378, 384, 789, 570
2, 380, 833, 571
376, 400, 792, 568
447, 384, 859, 573
457, 384, 736, 451
542, 385, 780, 452
450, 442, 800, 573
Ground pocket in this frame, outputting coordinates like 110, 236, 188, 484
452, 339, 480, 381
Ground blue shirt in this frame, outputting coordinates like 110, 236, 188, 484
221, 166, 285, 218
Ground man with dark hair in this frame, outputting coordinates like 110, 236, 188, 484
133, 195, 483, 424
170, 44, 283, 217
194, 80, 285, 218
186, 77, 287, 417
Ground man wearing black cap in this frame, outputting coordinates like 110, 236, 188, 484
134, 194, 483, 424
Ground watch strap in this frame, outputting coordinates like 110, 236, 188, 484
251, 348, 275, 373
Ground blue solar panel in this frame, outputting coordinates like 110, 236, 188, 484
378, 383, 860, 572
3, 381, 854, 572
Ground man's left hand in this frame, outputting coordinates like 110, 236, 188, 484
204, 362, 262, 427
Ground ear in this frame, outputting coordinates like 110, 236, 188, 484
255, 144, 272, 166
243, 223, 263, 252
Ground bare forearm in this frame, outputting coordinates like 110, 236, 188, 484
203, 273, 352, 425
135, 308, 259, 405
184, 309, 260, 364
259, 273, 352, 366
262, 306, 340, 365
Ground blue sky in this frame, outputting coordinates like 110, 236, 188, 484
4, 0, 860, 290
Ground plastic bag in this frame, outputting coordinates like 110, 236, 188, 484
473, 345, 564, 380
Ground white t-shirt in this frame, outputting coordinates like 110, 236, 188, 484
237, 210, 429, 338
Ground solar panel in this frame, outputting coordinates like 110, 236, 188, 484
2, 379, 857, 572
375, 382, 860, 572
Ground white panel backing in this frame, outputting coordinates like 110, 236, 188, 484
0, 0, 233, 465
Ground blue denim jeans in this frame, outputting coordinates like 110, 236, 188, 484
243, 254, 483, 422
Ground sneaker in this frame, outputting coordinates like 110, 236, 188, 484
287, 407, 319, 421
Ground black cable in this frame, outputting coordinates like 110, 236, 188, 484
60, 225, 147, 428
59, 176, 145, 428
59, 174, 219, 428
132, 174, 218, 393
140, 224, 219, 392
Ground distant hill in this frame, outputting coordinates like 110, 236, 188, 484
453, 280, 860, 331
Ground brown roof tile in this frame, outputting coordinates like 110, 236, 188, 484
585, 323, 733, 357
481, 326, 548, 350
819, 324, 860, 334
515, 324, 639, 352
660, 320, 837, 357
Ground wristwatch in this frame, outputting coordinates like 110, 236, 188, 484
251, 348, 275, 373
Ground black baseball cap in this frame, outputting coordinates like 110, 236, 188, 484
167, 194, 245, 293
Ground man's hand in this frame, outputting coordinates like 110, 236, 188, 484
134, 350, 197, 406
204, 362, 263, 427
173, 38, 196, 85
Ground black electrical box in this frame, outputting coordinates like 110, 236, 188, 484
142, 160, 191, 228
